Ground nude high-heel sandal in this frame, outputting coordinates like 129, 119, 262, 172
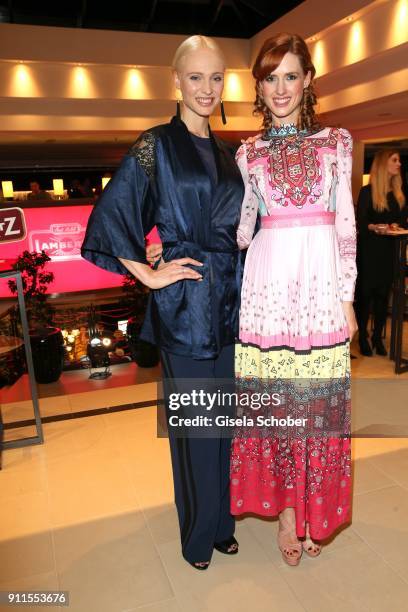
277, 512, 302, 566
302, 524, 322, 558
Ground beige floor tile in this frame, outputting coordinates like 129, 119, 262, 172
2, 424, 41, 444
67, 382, 156, 412
41, 415, 117, 461
0, 455, 48, 500
103, 405, 159, 439
141, 503, 180, 549
236, 515, 281, 563
135, 474, 175, 506
0, 488, 53, 582
66, 388, 120, 412
120, 435, 172, 479
368, 447, 408, 489
3, 375, 408, 612
55, 512, 173, 612
0, 442, 46, 472
0, 571, 61, 612
0, 569, 59, 590
0, 530, 55, 583
122, 435, 175, 512
352, 457, 395, 496
352, 484, 408, 581
105, 410, 173, 489
351, 378, 408, 436
46, 447, 140, 527
278, 541, 408, 612
157, 526, 304, 612
123, 599, 181, 612
351, 437, 408, 461
0, 491, 52, 540
1, 399, 39, 423
39, 395, 72, 417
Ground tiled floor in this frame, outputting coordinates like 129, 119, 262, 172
1, 329, 408, 611
1, 362, 160, 424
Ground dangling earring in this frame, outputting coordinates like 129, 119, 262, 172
176, 99, 181, 119
220, 99, 227, 125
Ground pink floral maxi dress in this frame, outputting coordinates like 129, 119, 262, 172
230, 126, 357, 540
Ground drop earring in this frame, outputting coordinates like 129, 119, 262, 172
176, 99, 181, 119
220, 99, 227, 125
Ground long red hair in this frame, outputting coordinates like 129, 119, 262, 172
252, 32, 320, 132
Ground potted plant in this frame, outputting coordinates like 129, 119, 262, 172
8, 250, 65, 383
122, 273, 159, 368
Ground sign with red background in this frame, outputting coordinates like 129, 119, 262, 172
0, 207, 27, 244
0, 205, 123, 297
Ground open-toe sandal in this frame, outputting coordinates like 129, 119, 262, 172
189, 561, 210, 570
302, 526, 322, 558
214, 536, 239, 555
277, 515, 302, 567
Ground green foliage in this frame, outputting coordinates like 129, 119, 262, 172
8, 250, 55, 328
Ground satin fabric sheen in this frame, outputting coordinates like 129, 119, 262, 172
82, 117, 245, 358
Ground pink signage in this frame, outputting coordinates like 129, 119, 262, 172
0, 205, 123, 296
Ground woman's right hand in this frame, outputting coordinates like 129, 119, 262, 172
143, 258, 203, 289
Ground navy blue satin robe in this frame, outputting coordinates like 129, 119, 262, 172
82, 117, 245, 359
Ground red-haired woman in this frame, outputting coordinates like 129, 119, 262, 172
230, 33, 357, 565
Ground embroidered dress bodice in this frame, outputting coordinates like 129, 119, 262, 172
236, 126, 356, 301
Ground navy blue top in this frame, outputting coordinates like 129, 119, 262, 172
81, 117, 245, 359
190, 134, 218, 191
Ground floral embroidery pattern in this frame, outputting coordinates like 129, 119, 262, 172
268, 140, 321, 208
232, 126, 356, 540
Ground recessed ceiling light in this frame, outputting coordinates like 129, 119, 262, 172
346, 16, 353, 22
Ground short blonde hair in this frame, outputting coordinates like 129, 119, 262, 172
172, 35, 226, 71
370, 149, 405, 212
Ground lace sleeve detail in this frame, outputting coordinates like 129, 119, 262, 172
128, 131, 156, 178
236, 144, 258, 249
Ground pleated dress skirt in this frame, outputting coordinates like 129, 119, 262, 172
230, 212, 352, 540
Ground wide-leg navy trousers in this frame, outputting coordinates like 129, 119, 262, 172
160, 344, 235, 564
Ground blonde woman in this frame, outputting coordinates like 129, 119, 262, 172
356, 150, 407, 356
82, 35, 243, 570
